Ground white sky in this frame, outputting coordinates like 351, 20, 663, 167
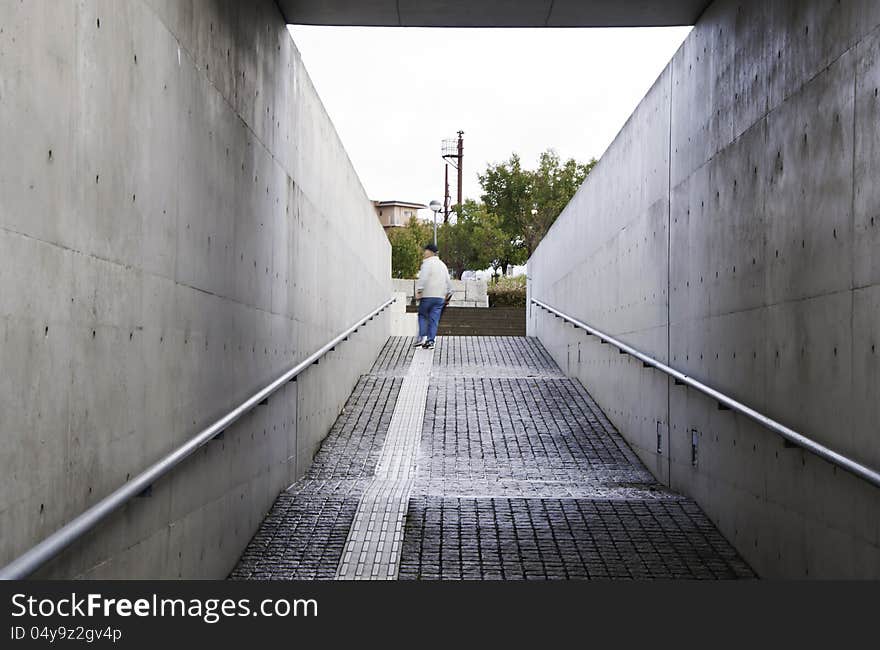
288, 26, 691, 217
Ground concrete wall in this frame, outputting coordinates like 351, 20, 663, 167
0, 0, 390, 578
528, 0, 880, 578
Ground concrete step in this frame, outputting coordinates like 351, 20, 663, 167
404, 306, 526, 337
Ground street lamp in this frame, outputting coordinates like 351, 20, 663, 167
429, 200, 442, 247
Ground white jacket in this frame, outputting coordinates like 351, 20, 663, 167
416, 256, 454, 299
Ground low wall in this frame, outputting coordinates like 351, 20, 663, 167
392, 278, 489, 308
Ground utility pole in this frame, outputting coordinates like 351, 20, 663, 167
444, 164, 450, 223
441, 131, 464, 224
456, 130, 464, 210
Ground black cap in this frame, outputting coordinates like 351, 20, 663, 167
424, 243, 439, 253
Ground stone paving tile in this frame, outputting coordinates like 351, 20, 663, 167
307, 375, 403, 480
229, 488, 361, 580
400, 336, 755, 580
432, 336, 564, 378
398, 498, 754, 580
416, 376, 661, 498
367, 336, 418, 378
229, 370, 402, 580
231, 337, 755, 581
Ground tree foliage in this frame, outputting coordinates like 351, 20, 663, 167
388, 217, 433, 278
440, 200, 514, 278
386, 149, 595, 280
480, 149, 596, 258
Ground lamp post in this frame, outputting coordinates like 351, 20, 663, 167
429, 200, 442, 247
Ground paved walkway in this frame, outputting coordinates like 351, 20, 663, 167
230, 337, 754, 580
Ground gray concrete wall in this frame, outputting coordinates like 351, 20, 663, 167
528, 0, 880, 578
0, 0, 390, 578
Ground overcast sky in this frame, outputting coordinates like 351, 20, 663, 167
287, 26, 691, 216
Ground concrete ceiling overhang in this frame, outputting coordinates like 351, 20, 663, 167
277, 0, 712, 28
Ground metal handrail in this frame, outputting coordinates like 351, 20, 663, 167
531, 298, 880, 489
0, 298, 395, 580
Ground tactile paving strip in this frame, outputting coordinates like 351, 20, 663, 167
335, 347, 434, 580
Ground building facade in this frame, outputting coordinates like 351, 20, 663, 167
373, 201, 426, 229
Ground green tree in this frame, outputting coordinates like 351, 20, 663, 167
479, 149, 596, 260
387, 217, 433, 278
440, 200, 511, 278
469, 202, 527, 276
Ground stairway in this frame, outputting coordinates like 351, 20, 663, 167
406, 305, 526, 337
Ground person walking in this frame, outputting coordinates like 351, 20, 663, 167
414, 243, 453, 349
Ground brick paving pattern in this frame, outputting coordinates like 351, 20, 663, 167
231, 336, 754, 580
229, 366, 403, 579
432, 336, 563, 378
403, 337, 753, 580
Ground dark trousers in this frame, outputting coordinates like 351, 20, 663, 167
418, 297, 445, 342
